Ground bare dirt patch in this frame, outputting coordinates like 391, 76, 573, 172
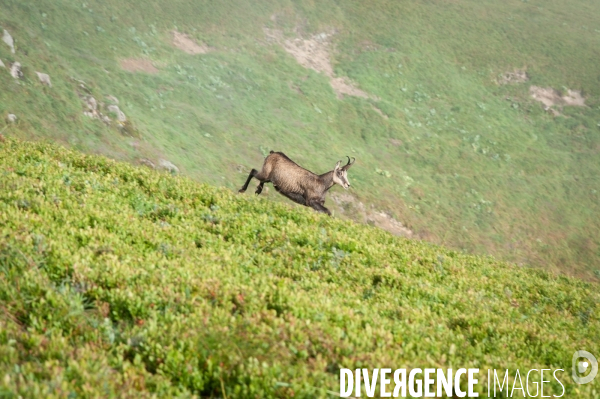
530, 86, 585, 116
264, 28, 374, 99
171, 30, 210, 55
330, 192, 413, 238
529, 86, 585, 108
120, 58, 159, 74
498, 69, 528, 85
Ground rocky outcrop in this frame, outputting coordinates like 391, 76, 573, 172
107, 105, 127, 123
157, 159, 179, 173
9, 62, 22, 79
84, 96, 98, 115
138, 158, 156, 169
76, 83, 126, 126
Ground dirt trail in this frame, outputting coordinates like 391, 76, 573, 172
330, 193, 413, 238
264, 28, 374, 99
120, 59, 159, 74
171, 30, 210, 55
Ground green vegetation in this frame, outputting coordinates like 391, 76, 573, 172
1, 0, 600, 279
1, 139, 599, 397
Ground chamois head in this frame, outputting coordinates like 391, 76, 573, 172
333, 156, 355, 189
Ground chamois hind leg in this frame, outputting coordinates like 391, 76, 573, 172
307, 199, 331, 216
239, 169, 258, 193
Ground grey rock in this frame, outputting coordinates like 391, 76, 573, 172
9, 62, 22, 79
158, 159, 179, 173
107, 104, 126, 122
106, 95, 119, 104
2, 30, 15, 54
35, 71, 52, 87
100, 114, 111, 125
0, 59, 5, 68
83, 96, 99, 119
85, 96, 98, 111
7, 114, 17, 123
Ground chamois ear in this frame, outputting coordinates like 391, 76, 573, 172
342, 156, 355, 171
334, 160, 342, 170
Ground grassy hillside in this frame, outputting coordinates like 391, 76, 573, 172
1, 139, 599, 397
1, 0, 599, 279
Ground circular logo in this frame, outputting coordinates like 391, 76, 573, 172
572, 350, 598, 384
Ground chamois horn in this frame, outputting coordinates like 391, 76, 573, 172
343, 156, 355, 169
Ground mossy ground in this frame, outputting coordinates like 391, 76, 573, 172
0, 139, 598, 397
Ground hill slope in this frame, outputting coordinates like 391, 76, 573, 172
1, 139, 598, 397
1, 0, 600, 279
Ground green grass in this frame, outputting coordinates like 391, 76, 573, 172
1, 0, 600, 280
0, 139, 599, 397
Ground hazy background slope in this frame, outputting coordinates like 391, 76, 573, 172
1, 0, 599, 279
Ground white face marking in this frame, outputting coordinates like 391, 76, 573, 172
333, 165, 350, 189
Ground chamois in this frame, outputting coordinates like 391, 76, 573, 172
238, 151, 355, 215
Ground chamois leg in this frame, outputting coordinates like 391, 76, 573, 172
255, 181, 265, 195
307, 199, 331, 216
239, 169, 258, 193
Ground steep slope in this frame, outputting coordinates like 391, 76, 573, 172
1, 0, 600, 278
0, 139, 598, 397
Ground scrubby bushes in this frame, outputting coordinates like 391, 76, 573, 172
0, 139, 598, 398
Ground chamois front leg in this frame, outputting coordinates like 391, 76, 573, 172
255, 181, 265, 195
239, 169, 258, 193
307, 199, 332, 216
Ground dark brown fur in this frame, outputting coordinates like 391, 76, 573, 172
238, 151, 354, 215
